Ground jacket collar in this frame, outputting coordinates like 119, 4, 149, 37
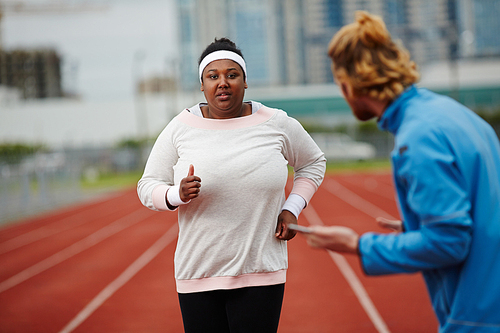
377, 85, 418, 134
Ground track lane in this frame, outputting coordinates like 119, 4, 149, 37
60, 222, 179, 333
0, 210, 168, 332
301, 204, 390, 333
0, 192, 130, 242
0, 191, 167, 332
67, 219, 183, 333
304, 173, 437, 332
0, 208, 152, 293
0, 195, 129, 255
0, 192, 148, 283
0, 174, 439, 332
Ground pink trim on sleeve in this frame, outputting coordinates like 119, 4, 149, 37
290, 177, 318, 204
152, 184, 170, 211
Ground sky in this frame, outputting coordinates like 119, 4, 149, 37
2, 0, 178, 101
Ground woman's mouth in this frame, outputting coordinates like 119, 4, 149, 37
217, 92, 231, 101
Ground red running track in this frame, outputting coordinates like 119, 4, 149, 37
0, 173, 438, 332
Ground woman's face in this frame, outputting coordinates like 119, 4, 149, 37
200, 59, 247, 119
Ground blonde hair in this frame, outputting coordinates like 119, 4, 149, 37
328, 11, 419, 101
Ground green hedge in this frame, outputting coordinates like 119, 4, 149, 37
0, 143, 45, 164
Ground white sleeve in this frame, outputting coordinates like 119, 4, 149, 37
137, 121, 179, 211
280, 112, 326, 204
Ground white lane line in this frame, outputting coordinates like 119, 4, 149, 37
0, 208, 152, 294
340, 176, 395, 200
324, 178, 397, 220
58, 223, 179, 333
302, 204, 391, 333
0, 212, 87, 255
0, 206, 121, 255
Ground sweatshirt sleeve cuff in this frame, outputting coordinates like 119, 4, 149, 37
152, 184, 171, 211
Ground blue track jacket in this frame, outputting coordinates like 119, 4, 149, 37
359, 86, 500, 332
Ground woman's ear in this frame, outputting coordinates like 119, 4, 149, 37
200, 82, 204, 92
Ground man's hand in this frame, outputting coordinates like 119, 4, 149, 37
303, 226, 360, 254
275, 210, 297, 241
179, 164, 201, 202
376, 217, 403, 233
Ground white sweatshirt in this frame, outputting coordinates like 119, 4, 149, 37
137, 101, 326, 293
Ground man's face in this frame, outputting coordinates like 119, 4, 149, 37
336, 77, 377, 121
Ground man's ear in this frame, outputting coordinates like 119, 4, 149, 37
340, 81, 354, 99
340, 83, 348, 97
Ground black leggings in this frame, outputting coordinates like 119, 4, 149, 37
178, 284, 285, 333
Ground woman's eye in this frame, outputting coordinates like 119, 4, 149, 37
210, 75, 218, 79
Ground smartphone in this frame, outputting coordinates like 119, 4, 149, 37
287, 224, 313, 234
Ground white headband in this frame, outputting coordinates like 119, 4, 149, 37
199, 50, 247, 84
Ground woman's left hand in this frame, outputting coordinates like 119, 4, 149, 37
275, 210, 297, 241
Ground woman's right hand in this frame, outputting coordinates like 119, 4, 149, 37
179, 164, 201, 202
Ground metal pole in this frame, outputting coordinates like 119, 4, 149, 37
133, 50, 148, 139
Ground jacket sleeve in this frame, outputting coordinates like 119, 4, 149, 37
137, 121, 179, 211
280, 112, 326, 204
359, 129, 472, 275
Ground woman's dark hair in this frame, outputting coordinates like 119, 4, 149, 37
198, 37, 245, 66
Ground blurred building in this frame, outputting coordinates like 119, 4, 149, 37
177, 0, 340, 89
458, 0, 500, 58
138, 76, 177, 94
0, 49, 63, 99
176, 0, 500, 91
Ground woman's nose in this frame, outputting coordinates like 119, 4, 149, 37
218, 76, 228, 87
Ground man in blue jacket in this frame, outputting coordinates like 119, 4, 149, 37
302, 11, 500, 332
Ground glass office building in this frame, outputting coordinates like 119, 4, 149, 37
176, 0, 500, 91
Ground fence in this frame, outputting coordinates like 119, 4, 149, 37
0, 147, 149, 225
